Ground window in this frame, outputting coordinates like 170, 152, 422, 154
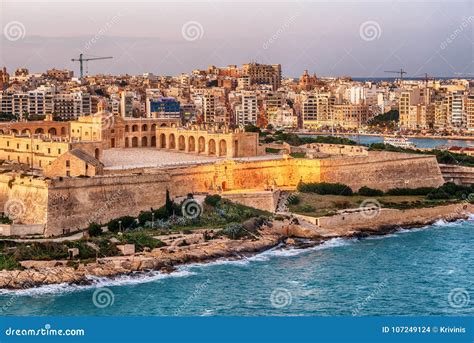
6, 141, 9, 147
66, 171, 70, 176
48, 148, 51, 154
58, 149, 61, 154
26, 144, 29, 149
36, 145, 39, 150
16, 144, 19, 149
66, 160, 70, 167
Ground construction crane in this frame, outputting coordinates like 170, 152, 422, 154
71, 53, 113, 79
384, 68, 407, 83
416, 73, 435, 86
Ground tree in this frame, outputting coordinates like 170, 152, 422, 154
87, 222, 103, 237
165, 189, 173, 216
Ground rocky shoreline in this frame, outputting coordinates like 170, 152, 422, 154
0, 203, 472, 290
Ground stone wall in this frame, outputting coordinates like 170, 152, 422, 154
221, 190, 280, 213
317, 151, 443, 191
439, 164, 474, 185
0, 224, 44, 236
0, 151, 445, 236
317, 203, 469, 232
0, 174, 48, 227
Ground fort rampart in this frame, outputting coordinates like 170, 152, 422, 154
0, 151, 444, 236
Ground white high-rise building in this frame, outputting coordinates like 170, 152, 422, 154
236, 92, 258, 125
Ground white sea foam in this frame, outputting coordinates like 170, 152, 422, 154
0, 269, 195, 296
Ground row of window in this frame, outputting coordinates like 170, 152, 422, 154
3, 141, 61, 155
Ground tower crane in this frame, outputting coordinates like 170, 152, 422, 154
384, 68, 407, 83
71, 53, 113, 79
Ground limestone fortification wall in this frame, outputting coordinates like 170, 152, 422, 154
0, 151, 445, 236
0, 174, 48, 233
317, 151, 444, 191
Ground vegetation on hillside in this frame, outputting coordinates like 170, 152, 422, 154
367, 109, 399, 130
289, 181, 473, 217
0, 193, 271, 270
369, 143, 474, 167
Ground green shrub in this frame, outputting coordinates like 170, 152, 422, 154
426, 182, 474, 200
290, 152, 306, 158
297, 182, 353, 196
0, 254, 22, 270
15, 242, 68, 260
205, 194, 222, 207
287, 194, 300, 205
358, 186, 384, 197
87, 222, 103, 237
107, 216, 137, 233
122, 232, 165, 251
219, 223, 248, 240
295, 204, 316, 213
386, 187, 437, 196
265, 147, 281, 154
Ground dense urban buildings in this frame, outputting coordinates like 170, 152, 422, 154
0, 63, 473, 132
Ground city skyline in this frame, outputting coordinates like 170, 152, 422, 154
1, 0, 473, 77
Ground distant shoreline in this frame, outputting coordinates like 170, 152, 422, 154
297, 131, 474, 142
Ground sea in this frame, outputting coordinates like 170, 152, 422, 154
1, 219, 472, 316
311, 134, 474, 149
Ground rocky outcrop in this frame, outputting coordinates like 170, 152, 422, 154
0, 228, 282, 289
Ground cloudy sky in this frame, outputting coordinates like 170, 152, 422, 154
0, 0, 473, 78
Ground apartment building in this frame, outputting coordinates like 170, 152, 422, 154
241, 63, 282, 91
53, 92, 92, 120
235, 92, 258, 126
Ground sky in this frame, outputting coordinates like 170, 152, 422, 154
0, 0, 473, 78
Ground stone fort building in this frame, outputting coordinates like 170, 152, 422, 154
0, 113, 444, 236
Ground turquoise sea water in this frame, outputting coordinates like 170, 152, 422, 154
1, 219, 473, 316
311, 135, 473, 149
